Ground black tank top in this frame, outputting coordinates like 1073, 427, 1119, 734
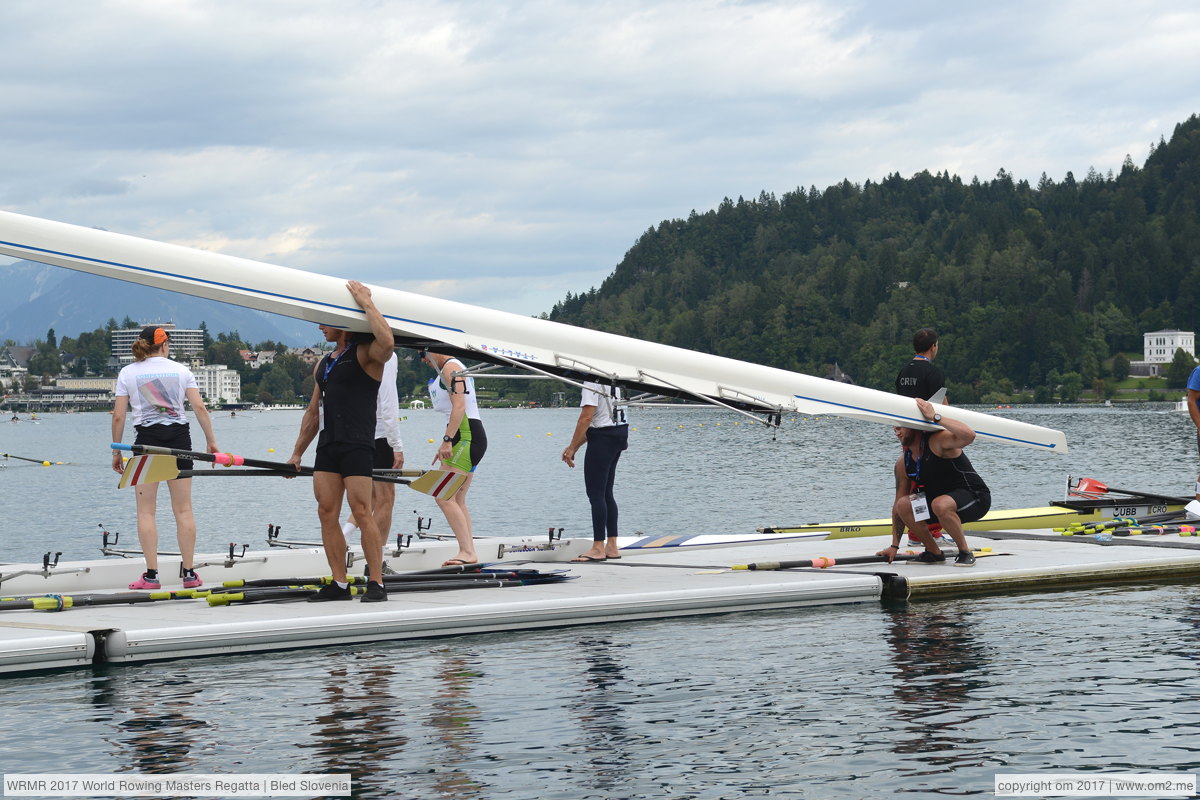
904, 433, 990, 497
316, 343, 380, 448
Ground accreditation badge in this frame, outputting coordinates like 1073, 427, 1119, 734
909, 492, 930, 522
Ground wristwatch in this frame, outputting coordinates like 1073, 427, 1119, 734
932, 413, 942, 423
442, 435, 454, 443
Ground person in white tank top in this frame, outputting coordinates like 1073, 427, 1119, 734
421, 350, 488, 565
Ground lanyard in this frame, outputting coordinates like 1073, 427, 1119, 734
323, 346, 348, 382
903, 434, 930, 482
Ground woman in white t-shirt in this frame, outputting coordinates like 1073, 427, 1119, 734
111, 326, 218, 590
561, 382, 629, 562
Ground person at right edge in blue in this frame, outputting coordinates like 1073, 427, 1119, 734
1186, 363, 1200, 501
876, 397, 990, 567
561, 382, 629, 562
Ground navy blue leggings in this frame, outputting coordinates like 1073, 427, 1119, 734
583, 425, 628, 542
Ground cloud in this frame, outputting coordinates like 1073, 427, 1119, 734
0, 0, 1197, 315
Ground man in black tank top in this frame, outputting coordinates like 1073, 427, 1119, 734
288, 281, 396, 601
877, 397, 991, 567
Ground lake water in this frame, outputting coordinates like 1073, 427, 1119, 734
2, 405, 1200, 798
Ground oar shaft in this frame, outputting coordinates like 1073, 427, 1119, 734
113, 442, 309, 473
178, 468, 415, 485
733, 554, 913, 571
116, 444, 415, 486
2, 452, 50, 464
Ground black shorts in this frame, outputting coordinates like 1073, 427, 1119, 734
927, 488, 991, 525
372, 437, 397, 481
134, 423, 193, 470
314, 442, 375, 478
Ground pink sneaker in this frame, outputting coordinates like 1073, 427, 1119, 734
129, 572, 161, 590
182, 571, 203, 589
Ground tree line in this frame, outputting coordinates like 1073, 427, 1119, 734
548, 114, 1200, 402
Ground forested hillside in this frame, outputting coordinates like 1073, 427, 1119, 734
549, 115, 1200, 402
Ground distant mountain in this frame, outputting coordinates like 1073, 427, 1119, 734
0, 259, 318, 345
0, 260, 69, 317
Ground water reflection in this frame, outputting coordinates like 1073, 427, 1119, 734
101, 673, 208, 773
882, 601, 991, 762
424, 647, 484, 799
568, 635, 634, 790
302, 655, 408, 798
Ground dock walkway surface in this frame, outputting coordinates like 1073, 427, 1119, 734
3, 530, 1200, 674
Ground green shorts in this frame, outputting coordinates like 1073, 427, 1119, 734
444, 417, 487, 473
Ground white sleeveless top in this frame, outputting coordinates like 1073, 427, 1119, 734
581, 382, 626, 427
427, 358, 481, 420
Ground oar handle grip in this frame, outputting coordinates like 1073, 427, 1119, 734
113, 442, 245, 466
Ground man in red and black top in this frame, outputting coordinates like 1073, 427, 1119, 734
877, 398, 990, 567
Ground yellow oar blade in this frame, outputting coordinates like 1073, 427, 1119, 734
408, 469, 467, 500
117, 454, 180, 488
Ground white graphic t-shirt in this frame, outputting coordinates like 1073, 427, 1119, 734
114, 357, 198, 426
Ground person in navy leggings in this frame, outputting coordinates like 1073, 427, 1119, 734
561, 382, 628, 562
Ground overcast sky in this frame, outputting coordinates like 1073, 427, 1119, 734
1, 0, 1197, 316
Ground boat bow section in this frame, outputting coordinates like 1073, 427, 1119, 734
0, 209, 1067, 451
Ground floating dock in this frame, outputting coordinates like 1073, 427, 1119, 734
3, 529, 1200, 674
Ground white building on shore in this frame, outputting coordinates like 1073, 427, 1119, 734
1129, 329, 1196, 377
111, 323, 206, 364
191, 363, 241, 405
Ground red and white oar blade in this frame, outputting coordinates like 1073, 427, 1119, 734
1068, 476, 1109, 499
117, 454, 180, 488
409, 469, 467, 500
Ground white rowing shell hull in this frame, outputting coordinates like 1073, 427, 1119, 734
0, 209, 1067, 451
618, 531, 831, 550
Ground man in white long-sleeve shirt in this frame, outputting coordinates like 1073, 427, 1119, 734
343, 351, 404, 568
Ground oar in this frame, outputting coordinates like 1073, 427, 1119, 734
208, 578, 524, 606
1066, 475, 1186, 504
1060, 499, 1200, 535
177, 467, 428, 479
220, 568, 541, 589
113, 444, 467, 499
1107, 524, 1198, 537
732, 548, 994, 571
1, 452, 64, 466
1057, 509, 1187, 534
0, 588, 211, 612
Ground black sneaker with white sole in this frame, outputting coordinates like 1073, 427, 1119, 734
912, 550, 947, 564
308, 582, 352, 602
953, 551, 977, 567
360, 581, 388, 603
